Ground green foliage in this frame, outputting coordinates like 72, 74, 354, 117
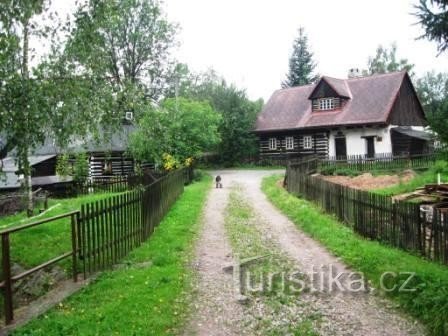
73, 152, 89, 184
282, 27, 318, 88
171, 69, 262, 165
55, 154, 71, 178
414, 0, 448, 54
417, 72, 448, 144
374, 163, 448, 196
129, 98, 221, 165
364, 43, 414, 76
66, 0, 177, 103
263, 175, 448, 335
12, 175, 212, 335
431, 160, 448, 174
192, 169, 205, 182
319, 166, 359, 177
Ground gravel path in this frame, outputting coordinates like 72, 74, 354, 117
188, 169, 425, 336
185, 181, 249, 336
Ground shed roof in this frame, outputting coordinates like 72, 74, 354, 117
391, 127, 433, 141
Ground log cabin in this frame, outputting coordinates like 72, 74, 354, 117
255, 71, 432, 160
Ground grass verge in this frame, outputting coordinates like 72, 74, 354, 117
0, 192, 122, 270
262, 174, 448, 336
225, 187, 319, 336
374, 161, 448, 196
11, 175, 211, 336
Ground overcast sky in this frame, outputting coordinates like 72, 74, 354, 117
53, 0, 448, 101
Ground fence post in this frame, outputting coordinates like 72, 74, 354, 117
2, 233, 14, 325
71, 213, 78, 283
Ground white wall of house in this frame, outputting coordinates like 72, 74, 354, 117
328, 126, 394, 157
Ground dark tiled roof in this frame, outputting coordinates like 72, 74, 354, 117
255, 71, 409, 132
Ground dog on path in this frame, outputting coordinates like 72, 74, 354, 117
215, 175, 223, 188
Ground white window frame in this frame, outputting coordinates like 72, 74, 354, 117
269, 138, 277, 150
285, 136, 294, 150
303, 135, 313, 149
319, 98, 335, 110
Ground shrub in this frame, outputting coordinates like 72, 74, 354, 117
430, 160, 448, 175
333, 168, 359, 177
193, 169, 205, 182
319, 166, 337, 175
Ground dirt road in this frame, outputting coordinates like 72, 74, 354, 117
187, 170, 424, 336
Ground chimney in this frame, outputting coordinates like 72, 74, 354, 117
348, 68, 361, 78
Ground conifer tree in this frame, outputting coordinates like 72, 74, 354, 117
282, 27, 318, 88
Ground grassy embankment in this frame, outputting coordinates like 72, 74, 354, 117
263, 174, 448, 336
12, 175, 211, 335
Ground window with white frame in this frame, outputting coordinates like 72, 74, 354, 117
303, 135, 313, 149
269, 137, 277, 150
285, 136, 294, 150
318, 98, 335, 110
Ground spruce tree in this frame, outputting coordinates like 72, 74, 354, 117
282, 27, 317, 88
415, 0, 448, 54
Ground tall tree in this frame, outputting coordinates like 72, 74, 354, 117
65, 0, 178, 104
282, 27, 318, 88
414, 0, 448, 54
365, 43, 414, 76
0, 0, 60, 215
417, 71, 448, 145
172, 69, 263, 165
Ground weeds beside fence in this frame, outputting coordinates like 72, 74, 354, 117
319, 152, 446, 172
0, 168, 190, 325
286, 160, 448, 266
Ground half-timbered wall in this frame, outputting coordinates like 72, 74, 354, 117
259, 131, 329, 158
89, 151, 135, 178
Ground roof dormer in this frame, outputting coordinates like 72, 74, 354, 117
309, 76, 351, 112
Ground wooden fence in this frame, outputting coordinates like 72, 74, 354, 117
78, 169, 185, 276
319, 152, 444, 172
286, 162, 448, 266
0, 168, 188, 325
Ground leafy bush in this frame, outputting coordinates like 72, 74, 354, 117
333, 168, 359, 177
320, 166, 359, 177
55, 154, 71, 178
319, 166, 337, 175
73, 152, 89, 184
430, 160, 448, 175
193, 169, 205, 182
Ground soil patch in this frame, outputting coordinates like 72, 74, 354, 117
320, 170, 416, 191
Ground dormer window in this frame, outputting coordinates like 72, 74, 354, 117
319, 98, 335, 110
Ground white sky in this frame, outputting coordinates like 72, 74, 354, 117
52, 0, 448, 101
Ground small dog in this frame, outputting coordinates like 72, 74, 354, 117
215, 175, 223, 188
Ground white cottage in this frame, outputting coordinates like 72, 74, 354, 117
255, 71, 430, 159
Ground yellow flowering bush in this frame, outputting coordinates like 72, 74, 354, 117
162, 153, 179, 171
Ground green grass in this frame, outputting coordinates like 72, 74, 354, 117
375, 164, 448, 196
225, 187, 319, 336
262, 174, 448, 336
12, 175, 212, 336
0, 192, 122, 270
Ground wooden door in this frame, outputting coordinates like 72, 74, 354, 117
335, 137, 347, 158
366, 137, 375, 158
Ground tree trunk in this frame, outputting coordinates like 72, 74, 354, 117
22, 20, 33, 217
